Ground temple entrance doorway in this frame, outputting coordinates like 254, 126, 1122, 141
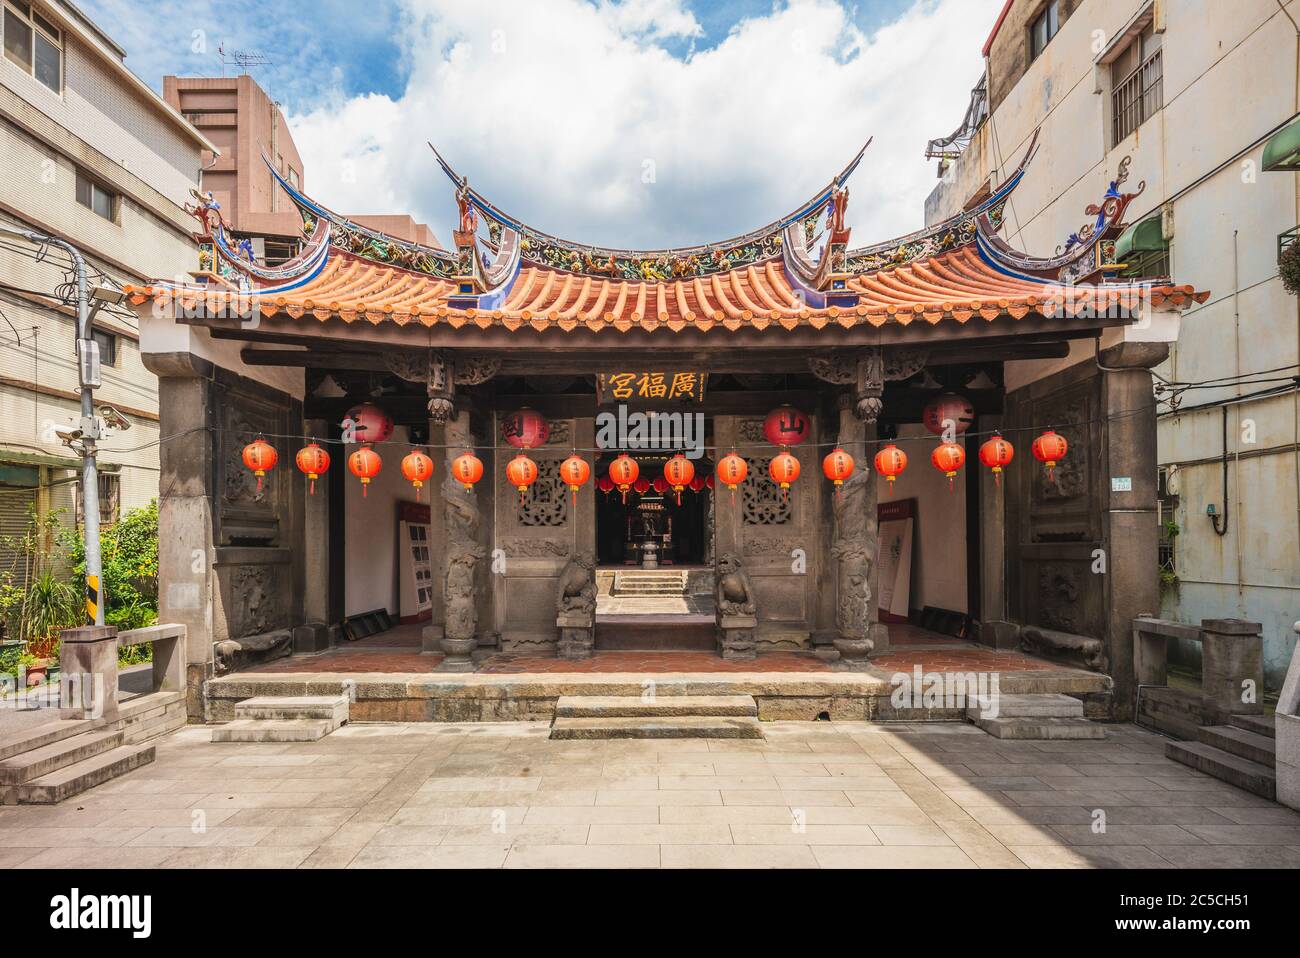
593, 451, 716, 651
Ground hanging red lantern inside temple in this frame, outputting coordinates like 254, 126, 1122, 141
663, 453, 695, 505
763, 405, 811, 446
241, 437, 277, 493
559, 454, 590, 504
401, 449, 434, 500
450, 451, 483, 492
873, 443, 908, 495
652, 476, 669, 494
597, 475, 615, 495
505, 453, 539, 503
769, 451, 801, 496
689, 475, 707, 493
717, 452, 748, 491
348, 445, 382, 498
931, 441, 966, 492
705, 473, 715, 490
608, 454, 639, 503
294, 442, 330, 496
501, 408, 550, 449
922, 393, 975, 436
1032, 429, 1069, 480
633, 477, 651, 495
978, 435, 1015, 486
822, 447, 855, 489
343, 402, 394, 444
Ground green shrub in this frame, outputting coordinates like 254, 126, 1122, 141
68, 499, 159, 634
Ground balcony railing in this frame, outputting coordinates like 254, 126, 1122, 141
1112, 48, 1163, 146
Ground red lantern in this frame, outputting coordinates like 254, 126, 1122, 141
242, 437, 277, 493
597, 475, 615, 495
931, 441, 966, 492
769, 451, 801, 497
401, 449, 434, 500
663, 453, 695, 505
689, 475, 707, 493
295, 442, 330, 496
343, 402, 394, 444
348, 445, 382, 498
822, 447, 854, 489
451, 451, 483, 492
1032, 430, 1069, 480
502, 408, 550, 449
922, 393, 975, 437
506, 453, 539, 503
874, 443, 907, 495
763, 405, 811, 447
608, 454, 639, 503
559, 454, 590, 504
716, 452, 748, 491
634, 477, 651, 495
705, 474, 715, 490
652, 476, 669, 494
979, 435, 1015, 486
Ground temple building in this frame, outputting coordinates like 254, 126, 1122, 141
126, 132, 1207, 723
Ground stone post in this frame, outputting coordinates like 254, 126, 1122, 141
1098, 341, 1167, 719
831, 389, 885, 669
976, 414, 1016, 649
436, 410, 485, 672
294, 417, 332, 654
58, 625, 118, 721
1199, 618, 1264, 721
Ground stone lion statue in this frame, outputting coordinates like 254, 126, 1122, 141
556, 551, 597, 615
715, 553, 757, 616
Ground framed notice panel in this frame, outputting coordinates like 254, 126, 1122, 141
877, 497, 915, 624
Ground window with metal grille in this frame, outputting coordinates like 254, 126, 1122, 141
2, 1, 61, 93
76, 473, 120, 528
1111, 27, 1163, 145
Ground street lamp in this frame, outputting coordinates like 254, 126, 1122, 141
0, 224, 106, 625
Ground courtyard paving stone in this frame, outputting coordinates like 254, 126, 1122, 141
0, 720, 1296, 868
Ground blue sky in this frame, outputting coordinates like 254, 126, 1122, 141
82, 0, 1001, 248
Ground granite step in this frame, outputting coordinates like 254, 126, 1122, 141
0, 729, 124, 785
555, 695, 757, 719
212, 719, 334, 743
233, 695, 348, 726
550, 715, 764, 740
1166, 740, 1276, 799
972, 716, 1105, 740
0, 719, 99, 763
17, 743, 155, 804
1228, 713, 1276, 739
965, 693, 1084, 721
1197, 725, 1275, 766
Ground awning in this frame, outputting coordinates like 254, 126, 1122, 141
1263, 116, 1300, 172
1115, 214, 1167, 263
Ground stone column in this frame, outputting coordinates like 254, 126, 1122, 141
1200, 618, 1264, 722
295, 417, 332, 654
1099, 341, 1167, 719
436, 410, 486, 671
831, 386, 885, 670
976, 414, 1016, 649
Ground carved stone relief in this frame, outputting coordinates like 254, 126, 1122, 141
741, 457, 792, 525
517, 460, 569, 527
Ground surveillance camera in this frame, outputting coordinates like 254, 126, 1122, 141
55, 427, 83, 444
98, 405, 131, 431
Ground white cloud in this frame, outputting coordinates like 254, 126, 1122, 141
288, 0, 1002, 250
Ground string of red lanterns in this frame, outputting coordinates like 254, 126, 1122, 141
608, 453, 639, 503
241, 437, 277, 493
505, 453, 539, 504
295, 441, 330, 496
1032, 429, 1069, 481
451, 451, 484, 492
978, 434, 1014, 487
822, 447, 854, 491
400, 449, 434, 500
874, 443, 907, 494
559, 454, 591, 505
663, 453, 695, 505
931, 441, 966, 492
347, 444, 382, 497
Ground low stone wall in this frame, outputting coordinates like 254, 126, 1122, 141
205, 668, 1111, 724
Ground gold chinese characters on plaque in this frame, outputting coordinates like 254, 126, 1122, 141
597, 372, 706, 404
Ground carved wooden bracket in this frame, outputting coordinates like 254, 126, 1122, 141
383, 351, 502, 423
809, 348, 929, 424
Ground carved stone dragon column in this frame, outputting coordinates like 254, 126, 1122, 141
436, 411, 486, 672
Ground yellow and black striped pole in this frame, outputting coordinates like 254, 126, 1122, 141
85, 574, 99, 626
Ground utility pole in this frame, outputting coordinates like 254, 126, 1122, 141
0, 226, 125, 625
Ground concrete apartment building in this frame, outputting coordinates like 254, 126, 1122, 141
926, 0, 1300, 687
0, 0, 211, 587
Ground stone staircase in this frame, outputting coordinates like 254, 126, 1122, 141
966, 693, 1104, 740
550, 694, 763, 739
612, 570, 689, 597
212, 695, 349, 743
1166, 713, 1276, 799
0, 720, 154, 805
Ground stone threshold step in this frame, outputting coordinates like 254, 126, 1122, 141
972, 716, 1104, 740
1198, 725, 1275, 766
233, 695, 349, 724
16, 743, 155, 804
1166, 740, 1276, 800
550, 715, 764, 740
0, 729, 124, 785
555, 695, 757, 718
213, 719, 335, 743
965, 693, 1084, 720
1228, 713, 1275, 739
0, 718, 100, 763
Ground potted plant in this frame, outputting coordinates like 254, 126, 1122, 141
19, 649, 47, 686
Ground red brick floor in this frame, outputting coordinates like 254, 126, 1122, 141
479, 651, 830, 673
870, 648, 1065, 672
